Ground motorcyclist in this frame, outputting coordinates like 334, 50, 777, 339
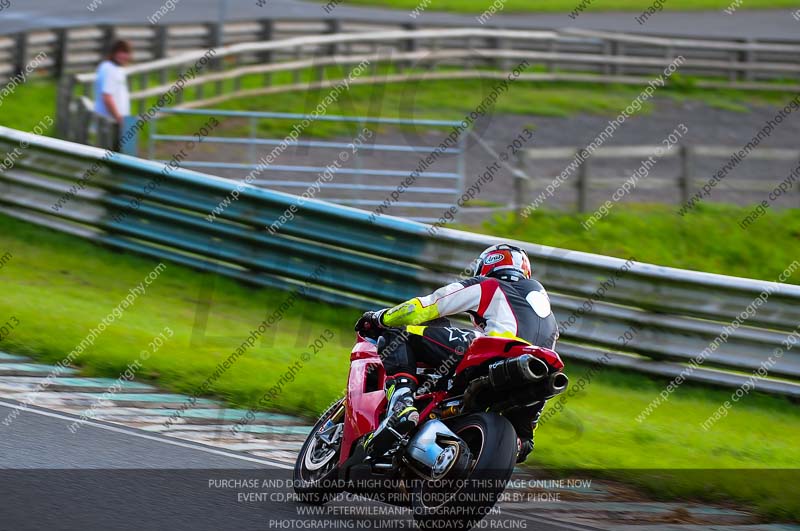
355, 243, 559, 463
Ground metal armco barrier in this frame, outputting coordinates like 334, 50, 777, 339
1, 126, 799, 399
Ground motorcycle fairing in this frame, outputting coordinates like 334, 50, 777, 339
340, 336, 386, 464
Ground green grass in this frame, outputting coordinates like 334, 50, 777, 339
0, 213, 356, 417
486, 203, 800, 284
0, 80, 57, 134
338, 0, 798, 13
535, 359, 800, 520
1, 210, 799, 520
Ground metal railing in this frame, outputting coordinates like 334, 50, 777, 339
58, 27, 800, 147
517, 144, 800, 213
73, 96, 119, 151
147, 108, 467, 221
6, 17, 800, 84
2, 125, 799, 399
1, 19, 345, 79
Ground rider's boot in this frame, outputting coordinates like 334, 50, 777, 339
517, 425, 536, 464
510, 402, 544, 463
363, 376, 419, 456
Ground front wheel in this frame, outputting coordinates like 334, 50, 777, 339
412, 412, 518, 530
293, 398, 346, 505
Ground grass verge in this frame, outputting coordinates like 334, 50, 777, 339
0, 211, 798, 520
0, 213, 355, 416
537, 359, 800, 521
485, 203, 800, 284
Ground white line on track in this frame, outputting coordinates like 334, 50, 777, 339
0, 400, 293, 470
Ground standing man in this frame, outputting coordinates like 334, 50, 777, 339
94, 40, 132, 124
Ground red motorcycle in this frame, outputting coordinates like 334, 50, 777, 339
294, 331, 568, 530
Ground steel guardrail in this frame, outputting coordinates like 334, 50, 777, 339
1, 125, 799, 398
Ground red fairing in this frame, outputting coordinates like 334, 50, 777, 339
350, 335, 381, 361
339, 337, 386, 464
522, 345, 564, 370
455, 336, 564, 374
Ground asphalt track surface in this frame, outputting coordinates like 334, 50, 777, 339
0, 0, 798, 40
0, 400, 591, 531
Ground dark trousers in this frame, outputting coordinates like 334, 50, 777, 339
381, 325, 478, 380
381, 325, 544, 441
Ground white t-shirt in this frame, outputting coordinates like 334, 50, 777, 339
94, 60, 130, 119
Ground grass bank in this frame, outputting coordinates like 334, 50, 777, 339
536, 359, 800, 521
0, 213, 355, 416
485, 203, 800, 284
0, 211, 798, 519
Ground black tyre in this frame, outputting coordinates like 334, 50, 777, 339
412, 412, 517, 530
293, 398, 346, 505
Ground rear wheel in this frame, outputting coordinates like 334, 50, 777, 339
293, 399, 345, 504
412, 412, 517, 530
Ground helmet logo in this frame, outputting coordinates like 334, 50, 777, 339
484, 253, 505, 265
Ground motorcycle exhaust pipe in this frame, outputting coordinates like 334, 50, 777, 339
488, 354, 549, 389
522, 355, 550, 382
546, 372, 569, 396
465, 357, 562, 412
